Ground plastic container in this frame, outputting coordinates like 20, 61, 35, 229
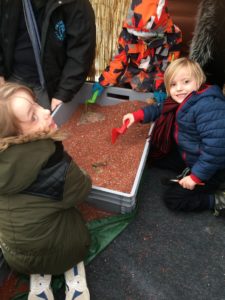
53, 82, 154, 213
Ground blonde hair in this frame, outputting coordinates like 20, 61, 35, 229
0, 82, 36, 138
0, 82, 66, 151
164, 57, 206, 96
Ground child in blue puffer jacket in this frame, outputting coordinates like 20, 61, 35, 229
123, 57, 225, 215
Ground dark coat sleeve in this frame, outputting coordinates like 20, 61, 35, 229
53, 0, 96, 102
142, 103, 162, 123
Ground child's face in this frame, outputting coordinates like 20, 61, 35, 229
11, 90, 58, 135
169, 67, 199, 104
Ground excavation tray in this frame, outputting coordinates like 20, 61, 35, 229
53, 82, 154, 213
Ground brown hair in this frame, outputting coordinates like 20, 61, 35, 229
164, 57, 206, 96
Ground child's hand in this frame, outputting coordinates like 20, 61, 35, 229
51, 98, 63, 112
179, 175, 197, 190
123, 113, 134, 128
92, 82, 104, 95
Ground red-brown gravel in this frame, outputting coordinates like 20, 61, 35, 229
62, 101, 150, 193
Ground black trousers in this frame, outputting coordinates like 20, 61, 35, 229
151, 147, 225, 212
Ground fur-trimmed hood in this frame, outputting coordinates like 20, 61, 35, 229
189, 0, 225, 67
0, 130, 66, 152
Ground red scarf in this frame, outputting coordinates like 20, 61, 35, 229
150, 97, 179, 159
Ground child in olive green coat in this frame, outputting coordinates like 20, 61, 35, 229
0, 83, 91, 300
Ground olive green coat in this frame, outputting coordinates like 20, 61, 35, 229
0, 139, 91, 275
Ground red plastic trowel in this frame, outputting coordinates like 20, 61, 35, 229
111, 119, 130, 144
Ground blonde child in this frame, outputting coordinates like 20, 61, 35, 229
0, 83, 91, 299
123, 57, 225, 215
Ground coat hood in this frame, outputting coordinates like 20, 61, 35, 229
123, 0, 177, 37
178, 85, 225, 113
191, 85, 225, 104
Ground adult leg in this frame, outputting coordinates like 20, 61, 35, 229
33, 86, 51, 109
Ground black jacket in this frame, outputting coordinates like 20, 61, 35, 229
0, 0, 96, 102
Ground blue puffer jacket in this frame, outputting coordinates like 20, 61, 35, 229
175, 85, 225, 181
141, 85, 225, 182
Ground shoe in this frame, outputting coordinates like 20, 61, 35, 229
28, 274, 54, 300
65, 261, 90, 300
214, 191, 225, 216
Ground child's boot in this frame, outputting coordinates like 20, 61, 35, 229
214, 191, 225, 216
65, 261, 90, 300
28, 274, 54, 300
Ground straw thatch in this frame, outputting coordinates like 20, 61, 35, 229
88, 0, 130, 80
